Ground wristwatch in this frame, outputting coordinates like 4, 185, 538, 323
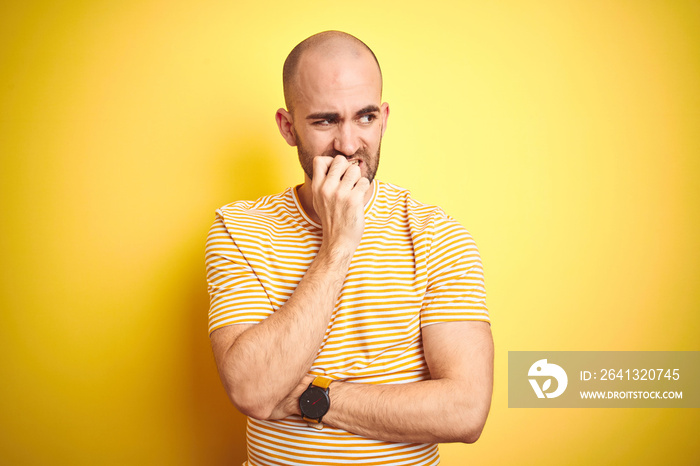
299, 376, 332, 426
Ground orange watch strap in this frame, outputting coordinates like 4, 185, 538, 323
312, 376, 332, 390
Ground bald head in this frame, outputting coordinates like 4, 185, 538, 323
283, 31, 382, 114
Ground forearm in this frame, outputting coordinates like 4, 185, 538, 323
218, 245, 353, 418
324, 378, 490, 444
324, 322, 494, 444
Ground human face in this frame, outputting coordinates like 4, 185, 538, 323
285, 50, 389, 183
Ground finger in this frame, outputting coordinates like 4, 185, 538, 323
353, 176, 371, 193
324, 155, 350, 182
339, 163, 362, 189
311, 156, 335, 190
350, 177, 371, 202
312, 156, 334, 178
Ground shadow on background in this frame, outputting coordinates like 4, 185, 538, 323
186, 137, 289, 465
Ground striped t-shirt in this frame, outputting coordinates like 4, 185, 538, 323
206, 180, 489, 466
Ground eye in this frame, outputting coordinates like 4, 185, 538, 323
312, 119, 332, 126
358, 114, 376, 124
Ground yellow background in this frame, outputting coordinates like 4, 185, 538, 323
1, 1, 698, 464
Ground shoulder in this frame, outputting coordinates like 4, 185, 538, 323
213, 188, 299, 236
374, 181, 479, 261
217, 188, 292, 221
375, 180, 463, 233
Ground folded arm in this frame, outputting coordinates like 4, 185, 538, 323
274, 320, 494, 444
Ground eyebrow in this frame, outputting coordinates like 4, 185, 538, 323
305, 105, 380, 121
306, 112, 339, 121
355, 105, 380, 116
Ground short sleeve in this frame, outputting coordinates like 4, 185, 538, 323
205, 213, 275, 334
420, 216, 489, 327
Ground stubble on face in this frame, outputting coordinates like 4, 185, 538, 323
293, 127, 381, 184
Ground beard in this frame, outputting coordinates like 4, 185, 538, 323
295, 130, 381, 184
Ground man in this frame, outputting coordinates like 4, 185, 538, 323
206, 31, 493, 465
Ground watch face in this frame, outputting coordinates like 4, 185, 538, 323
299, 385, 330, 420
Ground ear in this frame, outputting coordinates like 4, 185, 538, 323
380, 102, 390, 137
275, 108, 297, 146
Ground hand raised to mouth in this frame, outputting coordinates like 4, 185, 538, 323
311, 155, 370, 255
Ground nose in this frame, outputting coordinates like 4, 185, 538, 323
333, 122, 360, 156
